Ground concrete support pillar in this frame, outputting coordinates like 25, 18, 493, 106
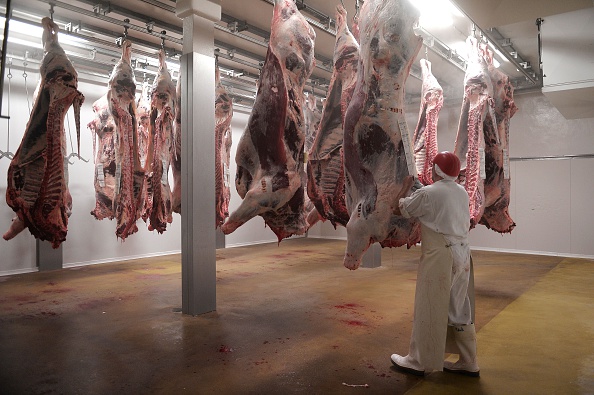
176, 0, 221, 315
36, 241, 63, 271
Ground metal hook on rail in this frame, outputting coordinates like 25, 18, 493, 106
160, 30, 166, 49
49, 3, 54, 21
1, 58, 14, 160
65, 152, 89, 165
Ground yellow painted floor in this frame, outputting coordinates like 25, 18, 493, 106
0, 238, 592, 394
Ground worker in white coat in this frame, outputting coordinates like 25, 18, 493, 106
390, 151, 480, 377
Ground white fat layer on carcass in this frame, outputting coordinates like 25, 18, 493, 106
161, 160, 168, 185
97, 163, 105, 187
224, 165, 230, 188
479, 148, 486, 179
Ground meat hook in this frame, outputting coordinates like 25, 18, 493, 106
0, 58, 14, 160
65, 152, 89, 165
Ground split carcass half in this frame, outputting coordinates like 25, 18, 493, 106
342, 0, 423, 270
453, 36, 494, 227
171, 76, 182, 214
221, 0, 316, 241
412, 58, 443, 186
88, 94, 116, 220
215, 66, 234, 228
108, 40, 144, 240
480, 46, 517, 233
143, 49, 176, 233
4, 18, 84, 247
136, 82, 151, 169
307, 4, 358, 229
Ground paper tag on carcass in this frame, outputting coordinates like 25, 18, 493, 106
97, 163, 105, 187
115, 163, 122, 194
161, 160, 168, 185
303, 152, 309, 164
503, 149, 510, 179
479, 148, 486, 179
397, 116, 417, 177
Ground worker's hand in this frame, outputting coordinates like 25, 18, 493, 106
412, 178, 423, 192
398, 176, 415, 199
393, 176, 415, 216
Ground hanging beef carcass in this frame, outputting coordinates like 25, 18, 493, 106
307, 4, 358, 229
142, 49, 176, 233
479, 46, 517, 233
171, 76, 182, 214
3, 18, 84, 247
342, 0, 422, 270
108, 40, 144, 240
412, 59, 443, 186
136, 82, 151, 169
221, 0, 316, 241
88, 94, 116, 220
453, 36, 494, 227
215, 66, 233, 228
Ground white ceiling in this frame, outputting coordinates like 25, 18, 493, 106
4, 0, 594, 105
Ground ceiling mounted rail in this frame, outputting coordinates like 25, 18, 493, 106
37, 0, 182, 45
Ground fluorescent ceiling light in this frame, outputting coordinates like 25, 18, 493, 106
412, 0, 460, 28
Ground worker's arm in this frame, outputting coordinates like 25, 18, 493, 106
393, 176, 416, 216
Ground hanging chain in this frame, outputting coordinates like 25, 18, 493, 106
23, 53, 31, 115
6, 58, 12, 152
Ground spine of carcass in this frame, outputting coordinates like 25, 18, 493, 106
479, 45, 517, 233
412, 59, 443, 186
4, 18, 84, 248
306, 4, 359, 229
215, 66, 233, 228
342, 0, 423, 270
221, 0, 316, 242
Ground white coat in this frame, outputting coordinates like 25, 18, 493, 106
398, 179, 474, 371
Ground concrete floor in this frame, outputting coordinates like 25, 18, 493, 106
0, 238, 592, 394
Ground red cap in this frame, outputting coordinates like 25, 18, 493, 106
433, 151, 461, 178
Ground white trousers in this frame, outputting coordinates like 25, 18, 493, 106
407, 225, 474, 371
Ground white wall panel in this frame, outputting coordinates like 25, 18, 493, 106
514, 159, 572, 254
570, 158, 594, 256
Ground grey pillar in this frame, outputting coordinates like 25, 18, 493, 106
215, 228, 226, 249
36, 240, 63, 271
176, 0, 221, 315
360, 243, 381, 268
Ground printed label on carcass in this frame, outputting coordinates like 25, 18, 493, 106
97, 163, 105, 187
479, 148, 486, 179
161, 160, 168, 185
397, 116, 416, 177
115, 163, 122, 194
503, 149, 510, 179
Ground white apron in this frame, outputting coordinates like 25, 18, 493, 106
407, 224, 474, 371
